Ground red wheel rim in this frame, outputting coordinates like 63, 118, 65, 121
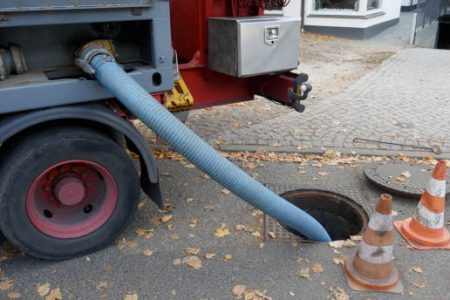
26, 160, 118, 239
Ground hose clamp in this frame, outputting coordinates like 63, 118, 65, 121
75, 46, 115, 75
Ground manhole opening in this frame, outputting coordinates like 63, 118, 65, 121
280, 189, 369, 241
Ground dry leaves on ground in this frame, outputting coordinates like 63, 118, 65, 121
7, 291, 21, 299
116, 239, 137, 250
298, 268, 310, 279
311, 264, 324, 273
173, 258, 182, 266
413, 282, 427, 289
205, 253, 216, 260
410, 267, 423, 273
169, 234, 180, 240
45, 288, 62, 300
37, 283, 51, 297
185, 247, 201, 255
333, 254, 346, 266
0, 278, 13, 291
329, 240, 356, 249
135, 228, 154, 239
221, 189, 231, 195
189, 218, 199, 228
96, 282, 108, 290
124, 292, 138, 300
142, 250, 154, 257
224, 254, 233, 261
328, 287, 349, 300
232, 285, 272, 300
182, 256, 203, 270
160, 214, 173, 223
214, 224, 231, 238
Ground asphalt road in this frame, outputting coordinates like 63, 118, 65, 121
1, 158, 449, 300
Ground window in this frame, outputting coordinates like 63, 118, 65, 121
315, 0, 360, 11
367, 0, 382, 10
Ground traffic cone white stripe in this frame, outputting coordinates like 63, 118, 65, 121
358, 241, 393, 264
368, 212, 393, 232
426, 177, 446, 198
414, 202, 445, 229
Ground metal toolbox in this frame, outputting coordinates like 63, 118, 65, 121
208, 16, 301, 77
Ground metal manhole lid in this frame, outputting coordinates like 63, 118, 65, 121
263, 185, 370, 243
364, 162, 450, 198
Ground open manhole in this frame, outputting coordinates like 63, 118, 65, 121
265, 188, 370, 242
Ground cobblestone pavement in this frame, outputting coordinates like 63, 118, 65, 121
207, 48, 450, 158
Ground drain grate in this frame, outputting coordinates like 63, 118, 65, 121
264, 185, 371, 243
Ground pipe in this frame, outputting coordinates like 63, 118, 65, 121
76, 48, 331, 242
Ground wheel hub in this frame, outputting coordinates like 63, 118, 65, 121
55, 177, 86, 206
26, 160, 118, 239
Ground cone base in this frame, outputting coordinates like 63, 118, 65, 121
394, 218, 450, 250
344, 254, 403, 293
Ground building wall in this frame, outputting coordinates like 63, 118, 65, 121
304, 0, 402, 29
402, 0, 418, 7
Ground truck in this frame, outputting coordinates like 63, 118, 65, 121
0, 0, 313, 260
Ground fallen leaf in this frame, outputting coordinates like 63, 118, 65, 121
235, 224, 246, 231
7, 292, 21, 299
410, 267, 423, 273
116, 238, 138, 250
173, 259, 182, 266
201, 174, 210, 179
160, 214, 173, 223
268, 231, 276, 239
0, 278, 13, 291
333, 255, 346, 266
329, 240, 356, 249
169, 234, 180, 240
350, 235, 362, 241
182, 256, 202, 270
395, 175, 407, 182
221, 189, 231, 195
298, 268, 310, 279
135, 228, 154, 239
205, 253, 216, 260
214, 225, 231, 238
232, 285, 246, 297
137, 199, 147, 209
401, 171, 412, 178
96, 282, 108, 290
189, 218, 199, 228
318, 171, 328, 176
252, 231, 262, 238
311, 264, 324, 273
224, 254, 232, 261
185, 164, 195, 169
124, 292, 138, 300
142, 250, 154, 257
329, 287, 349, 300
158, 203, 173, 213
243, 163, 257, 170
185, 247, 200, 255
413, 282, 426, 289
186, 198, 195, 203
45, 288, 62, 300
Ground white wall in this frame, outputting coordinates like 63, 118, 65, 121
402, 0, 418, 7
303, 0, 402, 29
282, 0, 301, 17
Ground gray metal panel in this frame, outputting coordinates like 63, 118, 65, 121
0, 0, 152, 12
0, 67, 173, 114
208, 16, 301, 77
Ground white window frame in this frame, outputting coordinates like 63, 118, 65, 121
311, 0, 384, 17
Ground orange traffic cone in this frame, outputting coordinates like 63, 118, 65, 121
394, 160, 450, 250
344, 194, 403, 293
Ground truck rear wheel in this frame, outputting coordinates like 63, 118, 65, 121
0, 126, 140, 260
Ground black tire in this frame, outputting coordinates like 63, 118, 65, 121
0, 126, 140, 260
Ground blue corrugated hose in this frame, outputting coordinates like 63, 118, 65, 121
88, 54, 331, 242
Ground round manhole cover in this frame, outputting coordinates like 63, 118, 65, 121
281, 189, 369, 241
364, 162, 450, 198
